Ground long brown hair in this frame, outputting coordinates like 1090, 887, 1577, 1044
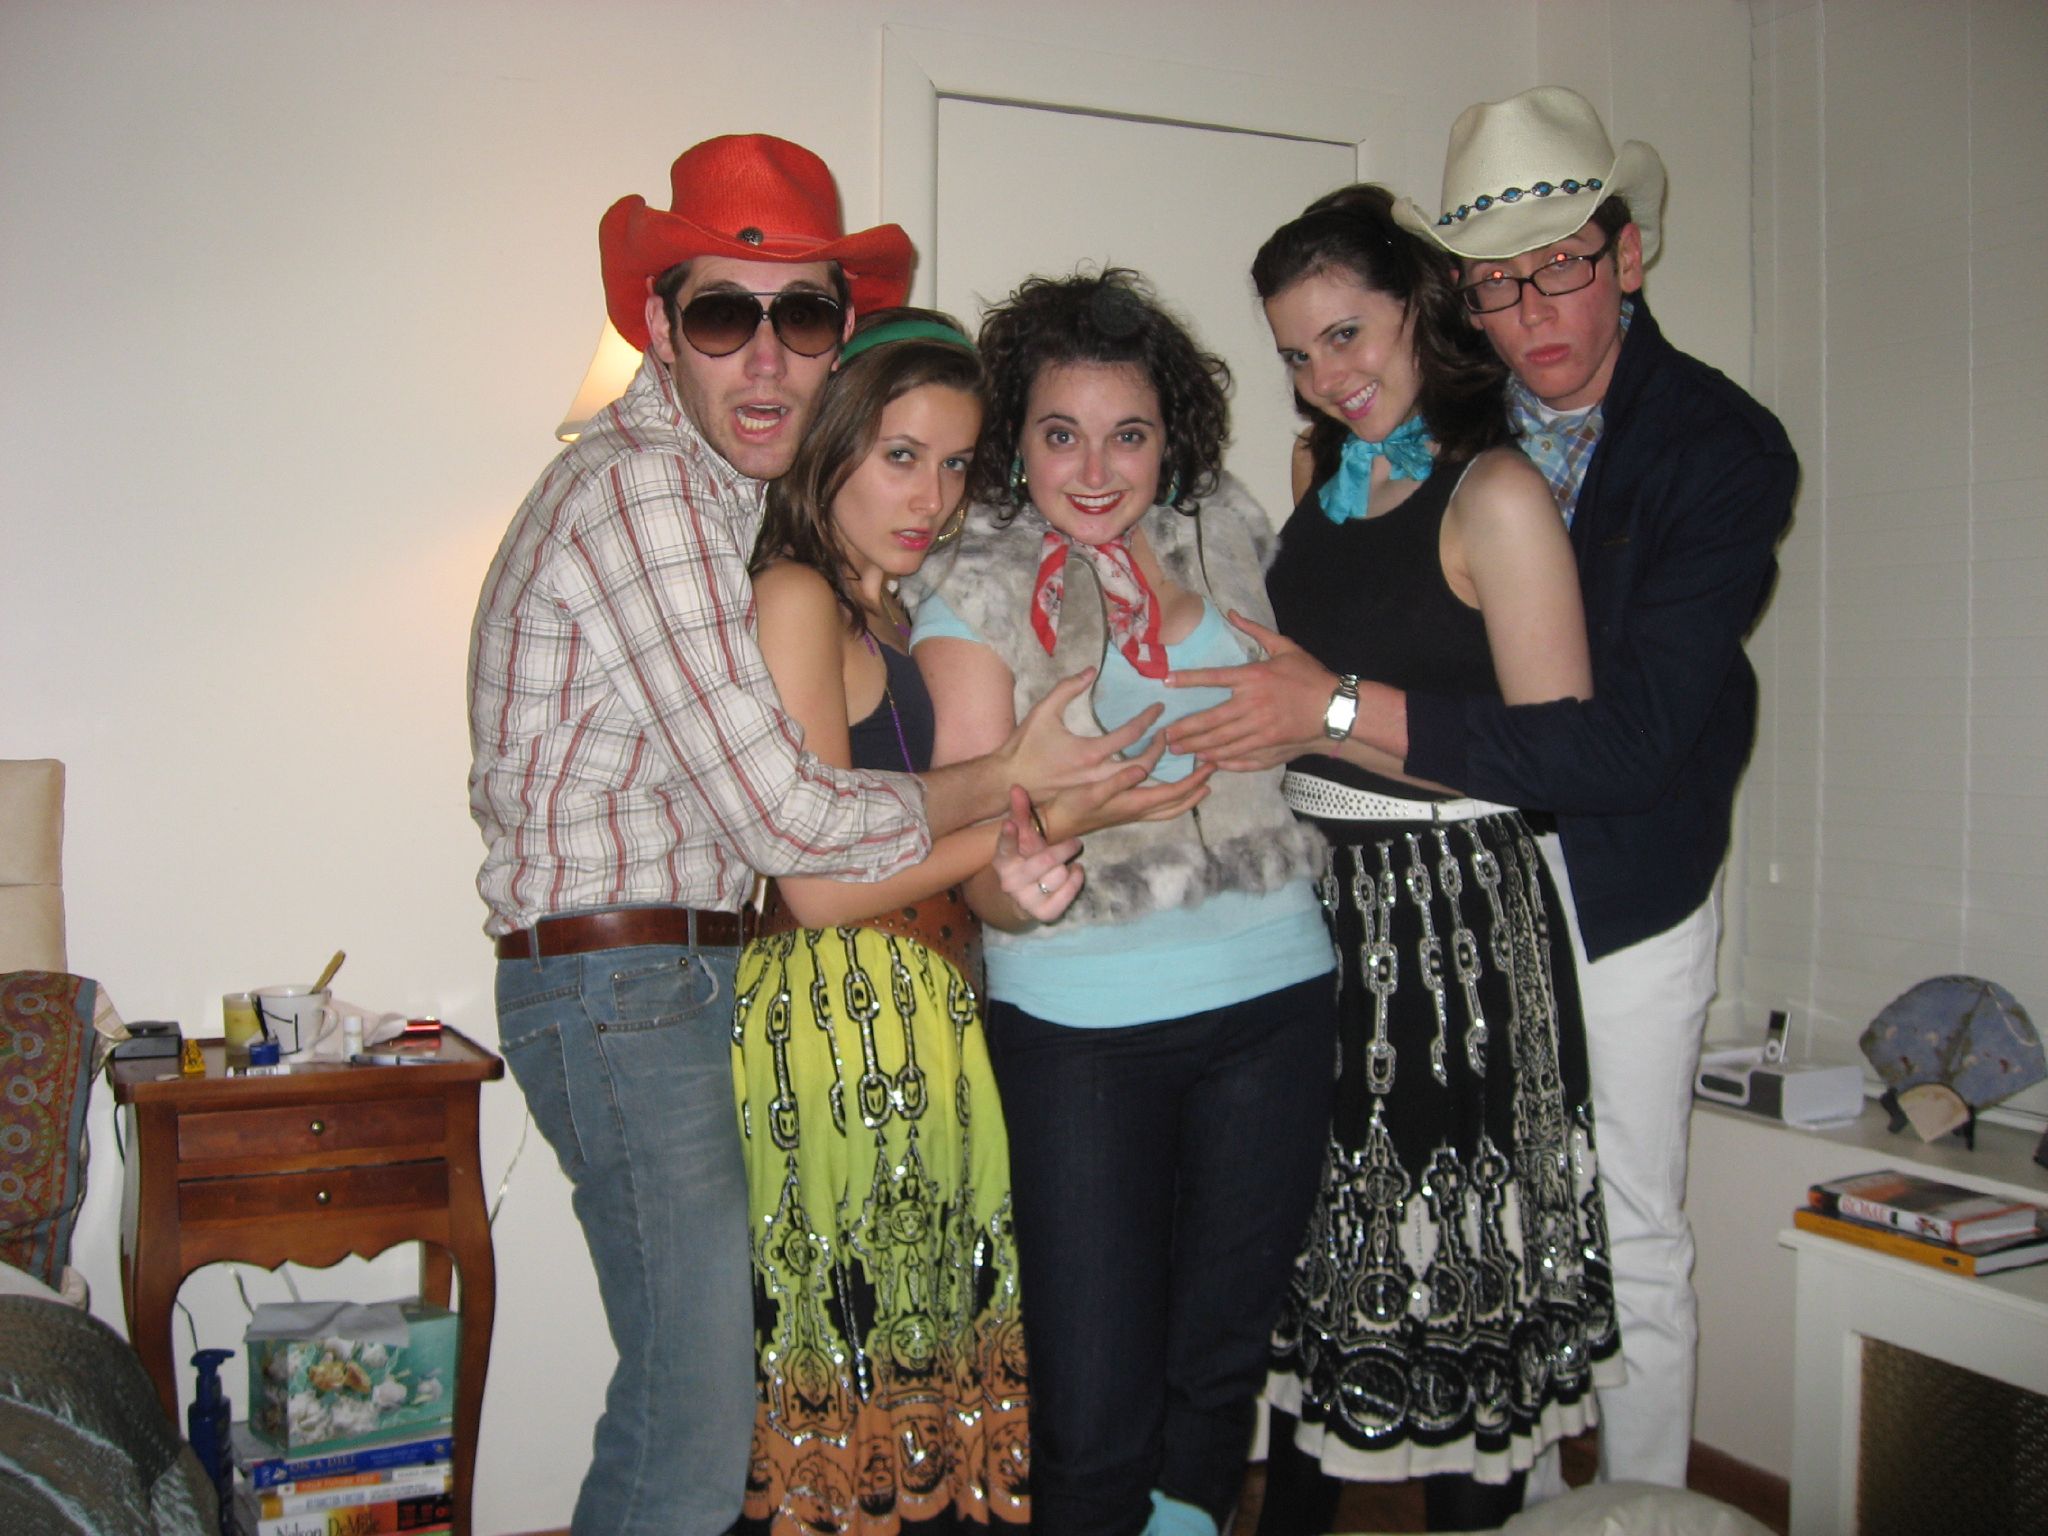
751, 307, 984, 629
1252, 184, 1510, 494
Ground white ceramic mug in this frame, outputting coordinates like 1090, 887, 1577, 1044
253, 984, 335, 1056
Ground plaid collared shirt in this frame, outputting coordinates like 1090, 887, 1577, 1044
467, 354, 929, 937
1507, 300, 1634, 527
1508, 386, 1604, 528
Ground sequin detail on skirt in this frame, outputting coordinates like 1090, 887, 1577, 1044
734, 922, 1029, 1534
1270, 810, 1619, 1482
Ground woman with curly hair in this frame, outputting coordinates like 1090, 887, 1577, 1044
1168, 186, 1620, 1531
732, 308, 1207, 1535
908, 272, 1337, 1536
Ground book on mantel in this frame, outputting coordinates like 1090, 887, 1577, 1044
1807, 1169, 2043, 1246
1792, 1207, 2048, 1276
1796, 1169, 2048, 1277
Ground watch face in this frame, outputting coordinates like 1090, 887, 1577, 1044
1324, 684, 1360, 740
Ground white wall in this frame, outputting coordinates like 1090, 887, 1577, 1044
1746, 0, 2048, 1111
1, 3, 1753, 1528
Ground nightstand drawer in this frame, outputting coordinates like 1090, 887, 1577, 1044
178, 1160, 450, 1224
177, 1098, 447, 1163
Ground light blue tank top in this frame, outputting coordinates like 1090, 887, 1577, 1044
910, 590, 1333, 1027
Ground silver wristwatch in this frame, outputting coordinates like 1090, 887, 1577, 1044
1323, 674, 1360, 741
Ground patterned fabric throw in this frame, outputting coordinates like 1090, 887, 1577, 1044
0, 971, 98, 1288
1318, 414, 1437, 524
1030, 531, 1169, 679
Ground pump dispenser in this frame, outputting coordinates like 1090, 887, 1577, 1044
187, 1347, 235, 1533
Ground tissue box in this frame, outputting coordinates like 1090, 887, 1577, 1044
247, 1298, 457, 1452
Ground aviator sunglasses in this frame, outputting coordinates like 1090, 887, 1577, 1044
678, 288, 846, 358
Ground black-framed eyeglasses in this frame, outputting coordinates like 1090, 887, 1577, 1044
678, 289, 845, 358
1457, 240, 1612, 314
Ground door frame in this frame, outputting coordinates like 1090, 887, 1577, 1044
879, 24, 1381, 306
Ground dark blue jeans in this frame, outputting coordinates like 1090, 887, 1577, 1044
496, 938, 748, 1536
986, 976, 1335, 1536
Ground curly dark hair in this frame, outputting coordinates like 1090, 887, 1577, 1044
1251, 183, 1510, 492
970, 269, 1230, 517
751, 307, 985, 630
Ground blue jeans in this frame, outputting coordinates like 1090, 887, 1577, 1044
496, 940, 749, 1536
986, 976, 1336, 1536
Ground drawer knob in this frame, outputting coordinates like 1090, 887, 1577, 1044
315, 1189, 331, 1206
308, 1119, 326, 1136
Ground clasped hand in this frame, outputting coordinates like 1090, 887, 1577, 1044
992, 726, 1215, 925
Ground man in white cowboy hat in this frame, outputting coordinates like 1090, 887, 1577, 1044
1379, 87, 1796, 1488
467, 134, 1141, 1534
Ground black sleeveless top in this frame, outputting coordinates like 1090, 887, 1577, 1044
1266, 457, 1496, 800
848, 641, 935, 774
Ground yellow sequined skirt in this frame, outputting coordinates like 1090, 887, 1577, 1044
733, 921, 1028, 1535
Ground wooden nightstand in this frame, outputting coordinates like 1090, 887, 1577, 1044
111, 1028, 503, 1536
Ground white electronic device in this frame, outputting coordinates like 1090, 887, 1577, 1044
1694, 1043, 1866, 1126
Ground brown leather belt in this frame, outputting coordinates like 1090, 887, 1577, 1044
757, 884, 982, 989
494, 906, 752, 960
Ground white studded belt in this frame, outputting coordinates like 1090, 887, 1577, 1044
1282, 770, 1518, 824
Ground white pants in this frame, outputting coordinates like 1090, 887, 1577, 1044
1539, 835, 1721, 1489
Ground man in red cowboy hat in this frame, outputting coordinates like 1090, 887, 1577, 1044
468, 134, 1142, 1534
1172, 89, 1796, 1498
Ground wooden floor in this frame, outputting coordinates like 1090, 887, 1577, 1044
515, 1432, 1791, 1536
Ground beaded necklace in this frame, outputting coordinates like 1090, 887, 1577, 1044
858, 620, 917, 773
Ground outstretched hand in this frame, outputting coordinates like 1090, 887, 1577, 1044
1002, 669, 1166, 796
1163, 612, 1334, 770
993, 785, 1085, 923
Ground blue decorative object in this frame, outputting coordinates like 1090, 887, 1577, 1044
1318, 416, 1437, 524
1860, 976, 2044, 1141
1438, 176, 1603, 226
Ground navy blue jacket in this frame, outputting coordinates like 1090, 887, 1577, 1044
1405, 301, 1797, 960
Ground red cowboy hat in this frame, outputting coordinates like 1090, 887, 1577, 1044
598, 134, 915, 352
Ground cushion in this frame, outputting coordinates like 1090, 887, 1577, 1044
0, 972, 98, 1288
0, 760, 64, 974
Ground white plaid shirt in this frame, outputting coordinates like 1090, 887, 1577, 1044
467, 354, 929, 936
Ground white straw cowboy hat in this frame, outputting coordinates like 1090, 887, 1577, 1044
1394, 86, 1665, 264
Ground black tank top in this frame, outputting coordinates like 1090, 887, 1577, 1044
848, 641, 935, 774
1266, 458, 1496, 800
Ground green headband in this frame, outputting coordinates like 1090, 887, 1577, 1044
837, 317, 977, 366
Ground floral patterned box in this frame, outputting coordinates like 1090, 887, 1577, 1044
246, 1298, 457, 1452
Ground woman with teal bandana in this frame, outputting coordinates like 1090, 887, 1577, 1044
1169, 185, 1620, 1530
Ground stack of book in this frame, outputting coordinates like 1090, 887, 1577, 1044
228, 1421, 455, 1536
1796, 1168, 2048, 1277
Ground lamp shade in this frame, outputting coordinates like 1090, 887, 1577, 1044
555, 319, 643, 441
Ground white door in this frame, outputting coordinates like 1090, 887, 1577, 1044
881, 26, 1376, 524
934, 98, 1354, 522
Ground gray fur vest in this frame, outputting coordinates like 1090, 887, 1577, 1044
910, 473, 1327, 930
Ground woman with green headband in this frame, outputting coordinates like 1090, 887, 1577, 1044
730, 307, 1206, 1532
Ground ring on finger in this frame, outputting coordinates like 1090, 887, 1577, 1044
1035, 878, 1054, 898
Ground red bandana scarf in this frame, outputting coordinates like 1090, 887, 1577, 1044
1030, 531, 1169, 679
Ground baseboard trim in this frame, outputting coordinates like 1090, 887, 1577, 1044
1688, 1441, 1790, 1534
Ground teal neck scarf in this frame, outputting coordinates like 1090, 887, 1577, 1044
1317, 414, 1436, 524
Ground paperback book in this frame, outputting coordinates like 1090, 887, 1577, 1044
1806, 1169, 2042, 1246
252, 1463, 452, 1518
1793, 1207, 2048, 1276
231, 1485, 451, 1536
230, 1420, 454, 1491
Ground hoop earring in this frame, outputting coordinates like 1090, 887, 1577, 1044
1007, 453, 1027, 500
933, 505, 968, 546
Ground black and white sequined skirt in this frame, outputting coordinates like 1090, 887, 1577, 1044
1267, 802, 1621, 1482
